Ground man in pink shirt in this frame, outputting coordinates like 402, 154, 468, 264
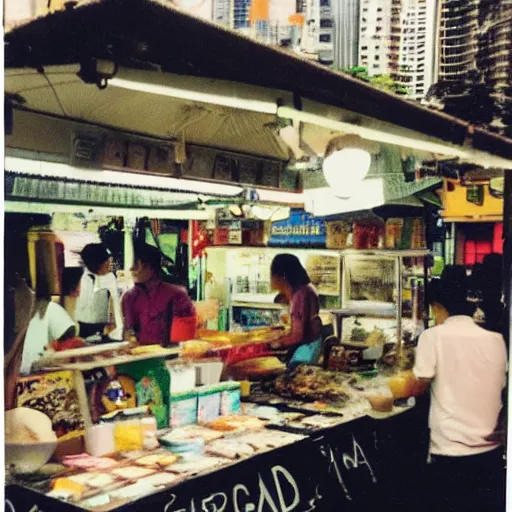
413, 266, 506, 512
122, 244, 196, 346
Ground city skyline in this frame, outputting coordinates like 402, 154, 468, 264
4, 0, 511, 133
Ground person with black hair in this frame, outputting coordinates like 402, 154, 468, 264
122, 243, 196, 346
75, 243, 123, 340
268, 254, 322, 367
413, 265, 506, 512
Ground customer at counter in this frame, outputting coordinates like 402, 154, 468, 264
75, 243, 123, 340
412, 266, 506, 512
268, 254, 322, 367
20, 287, 81, 375
122, 243, 197, 346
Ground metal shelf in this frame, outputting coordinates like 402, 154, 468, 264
208, 246, 431, 257
232, 302, 283, 310
328, 308, 397, 319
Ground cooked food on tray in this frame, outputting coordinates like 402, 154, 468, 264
229, 357, 286, 379
271, 366, 356, 403
207, 415, 265, 432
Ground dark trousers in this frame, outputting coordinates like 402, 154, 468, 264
425, 447, 506, 512
78, 322, 106, 338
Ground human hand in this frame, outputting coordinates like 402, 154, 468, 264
124, 330, 138, 346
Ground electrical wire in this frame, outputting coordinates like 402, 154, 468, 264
42, 70, 67, 116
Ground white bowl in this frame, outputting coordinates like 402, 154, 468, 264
5, 407, 57, 474
5, 440, 57, 474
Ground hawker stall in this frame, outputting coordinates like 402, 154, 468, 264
6, 338, 429, 512
5, 2, 511, 512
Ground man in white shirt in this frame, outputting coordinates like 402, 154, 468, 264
75, 244, 123, 340
413, 267, 506, 512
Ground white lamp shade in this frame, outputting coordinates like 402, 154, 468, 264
322, 148, 372, 198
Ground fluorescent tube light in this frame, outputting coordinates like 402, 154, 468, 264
110, 77, 279, 115
278, 106, 468, 158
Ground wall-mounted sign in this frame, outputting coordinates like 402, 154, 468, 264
210, 150, 281, 188
5, 172, 198, 209
268, 208, 326, 247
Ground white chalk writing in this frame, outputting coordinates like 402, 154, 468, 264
164, 465, 301, 512
342, 436, 377, 484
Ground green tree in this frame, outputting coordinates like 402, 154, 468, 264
342, 66, 408, 95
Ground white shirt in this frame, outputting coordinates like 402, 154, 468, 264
75, 272, 123, 339
413, 315, 507, 456
20, 302, 75, 375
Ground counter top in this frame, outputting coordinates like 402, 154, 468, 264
6, 404, 429, 512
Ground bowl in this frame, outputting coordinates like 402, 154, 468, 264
367, 395, 394, 412
5, 407, 57, 474
5, 441, 57, 474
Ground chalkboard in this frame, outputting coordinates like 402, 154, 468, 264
311, 416, 379, 510
6, 485, 83, 512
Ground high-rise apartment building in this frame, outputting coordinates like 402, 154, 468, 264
332, 0, 360, 69
358, 0, 400, 76
301, 0, 335, 63
396, 0, 438, 100
437, 0, 479, 83
477, 0, 512, 94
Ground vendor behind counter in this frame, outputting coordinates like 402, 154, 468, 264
268, 254, 323, 368
122, 243, 197, 346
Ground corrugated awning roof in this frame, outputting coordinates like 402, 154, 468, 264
4, 0, 512, 163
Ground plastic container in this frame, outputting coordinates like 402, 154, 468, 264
197, 385, 222, 423
161, 437, 205, 460
195, 360, 224, 386
168, 364, 197, 394
388, 371, 417, 399
114, 420, 142, 452
84, 423, 115, 457
220, 382, 241, 415
169, 391, 198, 428
366, 387, 394, 412
140, 417, 157, 435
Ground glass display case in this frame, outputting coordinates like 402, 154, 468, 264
205, 247, 342, 329
206, 247, 430, 337
330, 249, 430, 369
